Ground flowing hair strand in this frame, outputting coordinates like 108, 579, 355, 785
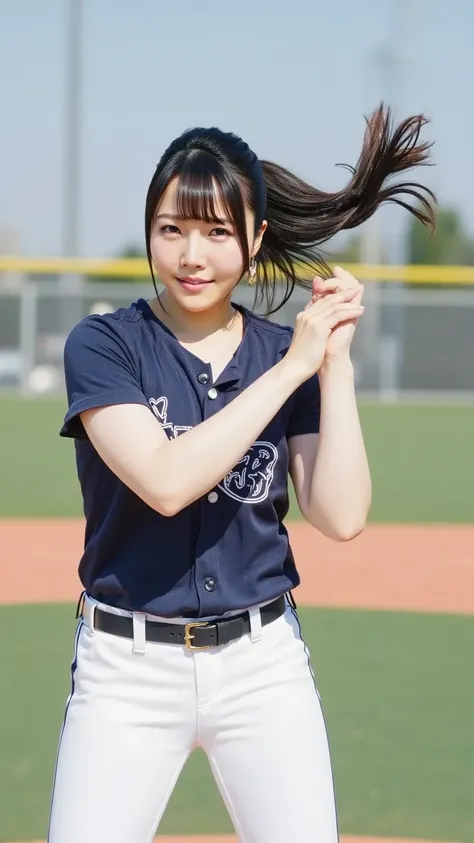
254, 102, 437, 313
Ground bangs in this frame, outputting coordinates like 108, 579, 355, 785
174, 150, 247, 231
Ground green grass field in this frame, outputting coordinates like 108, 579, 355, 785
1, 396, 474, 521
0, 604, 472, 843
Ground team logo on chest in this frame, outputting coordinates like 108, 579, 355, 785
149, 396, 278, 503
217, 442, 278, 504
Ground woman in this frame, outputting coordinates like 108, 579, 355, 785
48, 104, 435, 842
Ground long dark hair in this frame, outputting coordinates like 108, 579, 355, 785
145, 103, 436, 314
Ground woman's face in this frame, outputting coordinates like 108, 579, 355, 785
149, 176, 266, 314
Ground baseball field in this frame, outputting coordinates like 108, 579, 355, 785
1, 396, 473, 843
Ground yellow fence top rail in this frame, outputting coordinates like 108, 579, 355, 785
1, 256, 474, 284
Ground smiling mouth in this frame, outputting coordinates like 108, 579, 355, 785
176, 277, 213, 286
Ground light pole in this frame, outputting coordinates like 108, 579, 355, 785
379, 0, 416, 399
61, 0, 83, 258
60, 0, 84, 334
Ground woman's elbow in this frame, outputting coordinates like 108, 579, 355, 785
152, 483, 195, 518
305, 510, 368, 542
330, 497, 372, 542
330, 507, 370, 541
331, 521, 366, 542
148, 483, 185, 518
154, 499, 180, 518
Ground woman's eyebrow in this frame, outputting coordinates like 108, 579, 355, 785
155, 212, 231, 224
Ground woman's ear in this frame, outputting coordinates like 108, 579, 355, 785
252, 219, 268, 258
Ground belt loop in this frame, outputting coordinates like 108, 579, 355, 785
82, 600, 96, 635
248, 605, 262, 643
132, 613, 147, 654
75, 590, 86, 619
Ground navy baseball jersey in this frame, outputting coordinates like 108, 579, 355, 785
60, 298, 320, 618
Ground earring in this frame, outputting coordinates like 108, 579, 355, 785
248, 257, 257, 285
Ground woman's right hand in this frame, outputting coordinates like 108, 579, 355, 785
284, 287, 365, 381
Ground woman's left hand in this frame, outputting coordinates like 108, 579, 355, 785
306, 266, 364, 362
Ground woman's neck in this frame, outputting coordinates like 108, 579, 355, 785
152, 293, 239, 342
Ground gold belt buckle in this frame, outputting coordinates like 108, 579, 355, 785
184, 621, 211, 650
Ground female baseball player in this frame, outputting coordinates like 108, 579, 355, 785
48, 104, 435, 842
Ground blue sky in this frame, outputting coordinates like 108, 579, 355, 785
0, 0, 471, 258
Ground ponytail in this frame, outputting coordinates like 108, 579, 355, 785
255, 103, 436, 313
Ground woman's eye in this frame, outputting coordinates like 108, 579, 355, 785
160, 224, 180, 234
211, 227, 231, 237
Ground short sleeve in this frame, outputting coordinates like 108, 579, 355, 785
60, 316, 149, 439
286, 372, 321, 437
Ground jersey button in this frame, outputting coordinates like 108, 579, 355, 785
207, 387, 218, 400
197, 372, 210, 385
204, 577, 217, 592
208, 491, 218, 503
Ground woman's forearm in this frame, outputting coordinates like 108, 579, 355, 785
307, 358, 371, 540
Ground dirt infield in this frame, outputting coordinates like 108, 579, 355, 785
1, 518, 473, 614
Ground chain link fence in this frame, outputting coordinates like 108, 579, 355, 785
1, 277, 473, 398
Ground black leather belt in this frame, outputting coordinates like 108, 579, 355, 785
91, 595, 287, 650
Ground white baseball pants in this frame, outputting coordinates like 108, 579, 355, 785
47, 595, 339, 842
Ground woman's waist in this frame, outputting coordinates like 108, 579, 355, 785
83, 591, 281, 624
